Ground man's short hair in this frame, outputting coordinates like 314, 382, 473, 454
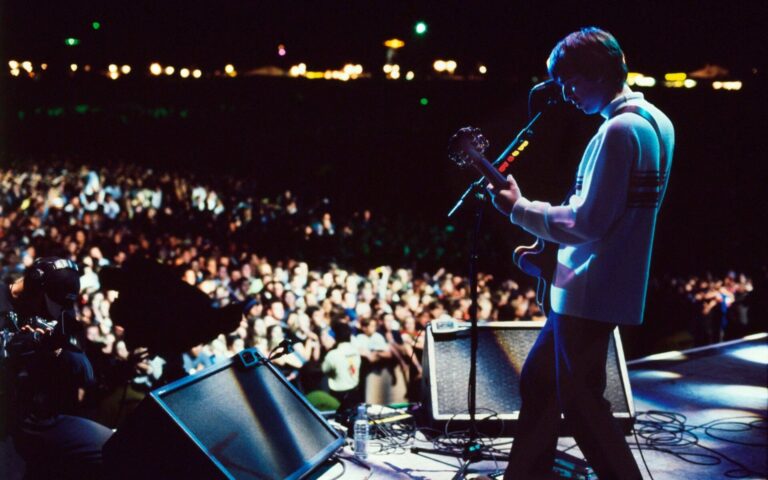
547, 27, 628, 91
331, 322, 352, 343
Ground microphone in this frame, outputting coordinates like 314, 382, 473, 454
278, 338, 297, 354
530, 79, 557, 93
528, 79, 561, 115
269, 337, 299, 360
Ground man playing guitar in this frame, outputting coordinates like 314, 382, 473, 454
489, 27, 674, 479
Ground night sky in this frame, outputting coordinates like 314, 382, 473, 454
4, 1, 765, 78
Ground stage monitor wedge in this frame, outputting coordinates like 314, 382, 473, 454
104, 349, 344, 480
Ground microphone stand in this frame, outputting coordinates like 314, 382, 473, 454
418, 97, 555, 477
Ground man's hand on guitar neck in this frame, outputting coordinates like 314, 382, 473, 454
488, 174, 522, 217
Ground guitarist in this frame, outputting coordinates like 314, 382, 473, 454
489, 27, 673, 480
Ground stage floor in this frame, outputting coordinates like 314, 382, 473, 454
324, 334, 768, 479
2, 335, 766, 479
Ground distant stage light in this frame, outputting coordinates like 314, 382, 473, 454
391, 70, 400, 80
108, 71, 119, 80
10, 68, 20, 77
383, 64, 393, 74
8, 60, 19, 69
278, 44, 287, 56
70, 64, 78, 72
415, 21, 427, 35
108, 64, 118, 73
384, 38, 405, 49
406, 71, 415, 81
664, 72, 687, 81
65, 37, 81, 47
634, 76, 656, 87
164, 66, 175, 75
445, 60, 457, 73
192, 69, 202, 79
224, 64, 234, 74
150, 63, 162, 76
21, 61, 33, 72
92, 21, 101, 30
41, 63, 48, 70
683, 79, 696, 88
433, 60, 446, 72
420, 97, 429, 106
83, 65, 92, 72
180, 68, 190, 78
121, 65, 131, 75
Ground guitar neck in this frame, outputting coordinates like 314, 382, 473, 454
467, 149, 508, 190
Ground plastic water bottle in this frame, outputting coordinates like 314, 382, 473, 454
353, 403, 369, 460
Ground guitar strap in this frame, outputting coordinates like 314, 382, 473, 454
611, 105, 669, 204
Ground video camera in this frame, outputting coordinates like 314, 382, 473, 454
0, 257, 80, 358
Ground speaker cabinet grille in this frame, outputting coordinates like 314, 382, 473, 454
422, 321, 634, 435
105, 349, 343, 479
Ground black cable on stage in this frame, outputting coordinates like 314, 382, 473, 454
632, 410, 767, 479
336, 452, 374, 479
323, 455, 346, 480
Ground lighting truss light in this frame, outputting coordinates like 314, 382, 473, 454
433, 60, 446, 72
150, 63, 162, 76
164, 66, 175, 75
180, 68, 190, 78
108, 64, 118, 73
121, 65, 131, 75
192, 69, 202, 79
70, 64, 78, 72
478, 65, 487, 74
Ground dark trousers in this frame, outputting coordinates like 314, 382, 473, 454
504, 312, 642, 480
330, 386, 361, 414
14, 414, 113, 480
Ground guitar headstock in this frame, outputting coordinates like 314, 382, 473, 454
448, 126, 490, 168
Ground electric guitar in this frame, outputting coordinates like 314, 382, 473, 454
448, 126, 555, 311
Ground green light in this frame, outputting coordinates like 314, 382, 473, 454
65, 37, 81, 46
420, 97, 429, 106
92, 21, 101, 30
415, 21, 427, 35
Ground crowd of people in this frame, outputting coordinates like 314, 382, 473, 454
0, 160, 760, 426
